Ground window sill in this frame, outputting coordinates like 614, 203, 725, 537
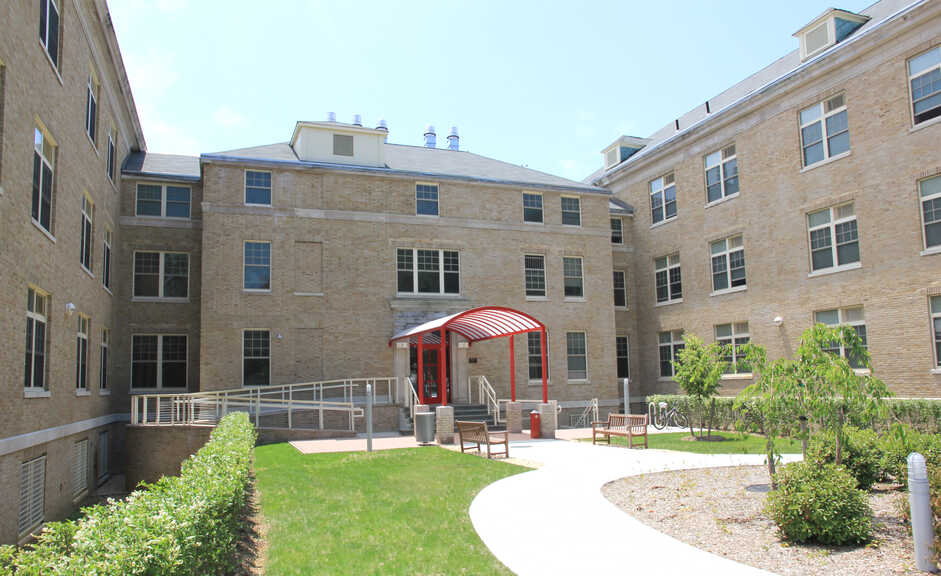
129, 387, 187, 395
244, 202, 272, 208
293, 291, 324, 297
611, 241, 624, 247
81, 266, 95, 280
72, 489, 89, 504
415, 213, 440, 218
31, 219, 56, 244
655, 298, 683, 307
563, 297, 586, 303
910, 115, 941, 133
75, 389, 91, 397
567, 379, 590, 385
525, 295, 549, 301
24, 389, 51, 399
243, 289, 272, 294
711, 285, 747, 297
808, 261, 861, 278
705, 193, 739, 209
103, 285, 113, 296
930, 368, 941, 375
527, 380, 547, 386
86, 132, 99, 156
721, 373, 753, 380
615, 306, 629, 311
131, 297, 190, 303
657, 376, 676, 383
853, 368, 872, 376
98, 389, 111, 396
921, 246, 941, 257
40, 41, 64, 85
800, 150, 851, 173
133, 214, 192, 222
395, 293, 463, 299
650, 216, 677, 230
523, 219, 545, 225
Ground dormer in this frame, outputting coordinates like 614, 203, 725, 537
602, 136, 650, 171
290, 117, 387, 167
793, 8, 869, 62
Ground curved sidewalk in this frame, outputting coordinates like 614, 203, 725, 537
470, 439, 798, 575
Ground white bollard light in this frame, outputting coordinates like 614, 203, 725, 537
908, 452, 937, 572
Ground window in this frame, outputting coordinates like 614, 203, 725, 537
649, 172, 676, 224
921, 175, 941, 251
134, 252, 189, 299
80, 194, 93, 273
524, 254, 546, 297
659, 330, 685, 378
566, 332, 587, 380
815, 307, 867, 369
244, 242, 271, 291
562, 256, 583, 299
32, 125, 56, 234
132, 334, 187, 389
99, 328, 109, 391
523, 192, 543, 223
395, 248, 460, 295
616, 335, 629, 379
18, 456, 45, 537
72, 439, 88, 498
106, 130, 116, 183
705, 145, 738, 203
102, 227, 112, 290
25, 287, 49, 390
75, 314, 88, 391
800, 94, 849, 167
610, 217, 623, 244
932, 296, 941, 367
613, 270, 627, 308
243, 330, 270, 387
333, 134, 353, 156
39, 0, 60, 70
711, 235, 746, 292
97, 430, 109, 483
416, 183, 439, 216
808, 202, 859, 273
245, 170, 271, 206
85, 71, 98, 145
715, 322, 750, 374
136, 183, 191, 218
909, 46, 941, 126
527, 332, 545, 381
655, 254, 682, 304
561, 196, 581, 226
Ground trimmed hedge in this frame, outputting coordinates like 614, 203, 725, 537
0, 412, 256, 575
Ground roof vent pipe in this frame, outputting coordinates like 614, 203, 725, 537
377, 119, 388, 143
326, 111, 336, 122
352, 114, 362, 126
424, 125, 436, 148
447, 126, 459, 151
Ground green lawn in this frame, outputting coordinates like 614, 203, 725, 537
595, 431, 803, 454
254, 444, 526, 575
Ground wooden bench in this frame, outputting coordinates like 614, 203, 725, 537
456, 421, 509, 459
592, 413, 648, 448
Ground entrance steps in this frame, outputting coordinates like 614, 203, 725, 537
397, 403, 505, 433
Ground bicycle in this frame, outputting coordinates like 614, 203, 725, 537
648, 401, 689, 430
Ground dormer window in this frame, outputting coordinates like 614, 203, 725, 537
333, 134, 353, 156
794, 9, 868, 61
602, 136, 649, 170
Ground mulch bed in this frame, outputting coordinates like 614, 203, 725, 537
603, 465, 930, 576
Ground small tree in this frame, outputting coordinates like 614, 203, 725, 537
673, 335, 726, 439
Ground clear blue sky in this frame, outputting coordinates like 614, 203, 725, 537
108, 0, 871, 182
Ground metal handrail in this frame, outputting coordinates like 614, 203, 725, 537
403, 376, 419, 420
468, 375, 500, 425
570, 398, 599, 428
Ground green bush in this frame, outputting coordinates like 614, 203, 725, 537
808, 426, 882, 490
879, 423, 941, 485
0, 412, 256, 575
765, 461, 872, 546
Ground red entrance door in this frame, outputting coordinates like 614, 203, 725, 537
410, 344, 450, 404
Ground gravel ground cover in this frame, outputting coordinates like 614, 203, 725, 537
603, 465, 928, 576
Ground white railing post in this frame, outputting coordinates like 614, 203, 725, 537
288, 386, 293, 429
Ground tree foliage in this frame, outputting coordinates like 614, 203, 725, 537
672, 335, 726, 439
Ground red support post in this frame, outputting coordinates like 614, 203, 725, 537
509, 335, 516, 402
439, 328, 447, 406
540, 328, 548, 403
417, 334, 425, 404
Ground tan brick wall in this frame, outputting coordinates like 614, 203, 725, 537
124, 425, 212, 490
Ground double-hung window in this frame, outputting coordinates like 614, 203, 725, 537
800, 94, 849, 167
80, 194, 93, 273
908, 46, 941, 126
659, 330, 684, 378
715, 322, 750, 374
85, 71, 98, 146
99, 327, 109, 391
527, 332, 546, 381
523, 192, 543, 223
32, 125, 55, 234
563, 256, 583, 299
705, 145, 738, 203
561, 196, 581, 226
808, 202, 859, 273
244, 241, 271, 291
566, 332, 588, 381
524, 254, 546, 298
75, 315, 89, 392
416, 183, 439, 216
655, 254, 682, 304
18, 456, 45, 537
134, 251, 189, 299
39, 0, 60, 70
610, 217, 623, 244
815, 307, 867, 369
613, 270, 627, 308
25, 288, 49, 391
102, 227, 112, 290
396, 248, 460, 295
711, 235, 746, 293
650, 172, 676, 224
132, 334, 187, 389
107, 130, 116, 184
920, 175, 941, 251
616, 335, 630, 380
243, 330, 270, 387
931, 296, 941, 368
136, 183, 191, 218
245, 170, 271, 206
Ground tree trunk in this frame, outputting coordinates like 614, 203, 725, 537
799, 416, 808, 460
698, 401, 704, 440
767, 434, 777, 489
708, 399, 715, 439
835, 407, 845, 466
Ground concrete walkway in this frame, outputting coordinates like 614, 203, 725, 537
470, 439, 799, 576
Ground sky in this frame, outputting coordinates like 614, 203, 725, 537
108, 0, 873, 182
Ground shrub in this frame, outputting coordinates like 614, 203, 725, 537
808, 426, 882, 490
765, 461, 872, 546
0, 412, 256, 575
879, 423, 941, 485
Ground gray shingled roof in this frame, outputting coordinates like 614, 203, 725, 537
609, 197, 634, 215
123, 152, 200, 181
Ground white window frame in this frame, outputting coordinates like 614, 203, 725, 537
415, 182, 439, 217
242, 329, 271, 387
524, 254, 547, 299
710, 235, 746, 295
72, 439, 88, 499
18, 455, 45, 538
527, 331, 547, 384
85, 71, 98, 148
704, 144, 738, 204
25, 287, 50, 394
610, 217, 623, 244
106, 131, 116, 184
807, 202, 860, 276
332, 133, 354, 157
565, 331, 588, 382
32, 124, 56, 236
522, 191, 543, 224
908, 46, 941, 127
244, 169, 272, 207
130, 334, 188, 391
920, 175, 941, 254
715, 322, 751, 376
931, 296, 941, 369
799, 94, 849, 168
135, 183, 192, 219
102, 226, 112, 292
560, 195, 581, 227
649, 172, 676, 225
658, 330, 685, 379
99, 327, 109, 393
654, 254, 682, 305
39, 0, 60, 71
243, 241, 272, 292
613, 269, 628, 309
395, 248, 461, 296
80, 193, 94, 274
814, 307, 868, 371
133, 251, 190, 300
75, 314, 89, 394
562, 256, 584, 300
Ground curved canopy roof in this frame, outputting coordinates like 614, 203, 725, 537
389, 306, 545, 345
